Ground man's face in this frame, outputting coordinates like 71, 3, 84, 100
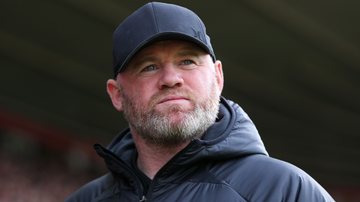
112, 40, 223, 146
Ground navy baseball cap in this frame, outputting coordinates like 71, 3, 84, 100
112, 2, 216, 76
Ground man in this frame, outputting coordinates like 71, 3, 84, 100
67, 2, 334, 201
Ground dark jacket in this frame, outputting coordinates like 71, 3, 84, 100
66, 98, 334, 202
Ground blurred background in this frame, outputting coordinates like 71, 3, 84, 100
0, 0, 359, 201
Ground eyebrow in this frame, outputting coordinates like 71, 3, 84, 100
128, 55, 158, 71
128, 45, 207, 70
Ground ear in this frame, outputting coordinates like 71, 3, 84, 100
106, 79, 123, 112
214, 60, 224, 94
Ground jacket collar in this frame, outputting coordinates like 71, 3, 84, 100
95, 97, 268, 177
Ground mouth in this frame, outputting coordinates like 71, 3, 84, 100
158, 96, 189, 104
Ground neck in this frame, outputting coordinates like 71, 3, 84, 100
131, 130, 190, 179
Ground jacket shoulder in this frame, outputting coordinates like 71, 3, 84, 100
65, 173, 116, 202
214, 154, 334, 201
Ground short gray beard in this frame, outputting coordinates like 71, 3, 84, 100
121, 81, 220, 147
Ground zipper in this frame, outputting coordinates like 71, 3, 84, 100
139, 195, 147, 202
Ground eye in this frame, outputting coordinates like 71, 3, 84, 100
180, 59, 195, 66
141, 64, 158, 72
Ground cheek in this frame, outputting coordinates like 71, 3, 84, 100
186, 72, 214, 95
203, 73, 220, 98
132, 82, 156, 105
122, 76, 150, 93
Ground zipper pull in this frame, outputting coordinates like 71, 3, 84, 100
140, 195, 147, 202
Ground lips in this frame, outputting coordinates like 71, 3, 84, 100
158, 96, 189, 104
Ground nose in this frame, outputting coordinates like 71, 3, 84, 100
158, 65, 184, 89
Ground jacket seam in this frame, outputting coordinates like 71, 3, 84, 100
207, 170, 249, 201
